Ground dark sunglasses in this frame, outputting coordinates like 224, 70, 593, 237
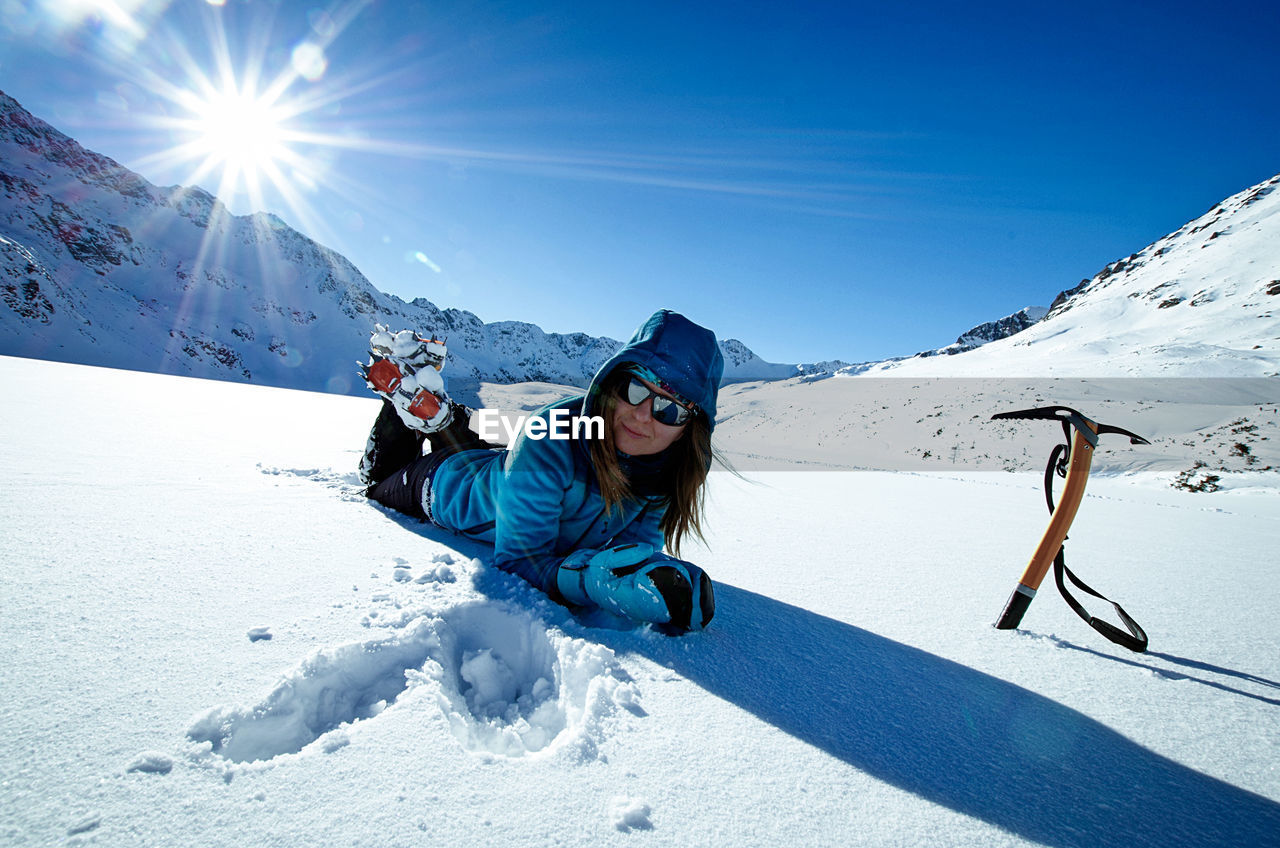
618, 376, 694, 426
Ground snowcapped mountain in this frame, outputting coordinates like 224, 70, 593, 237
916, 306, 1050, 358
859, 174, 1280, 377
0, 91, 795, 401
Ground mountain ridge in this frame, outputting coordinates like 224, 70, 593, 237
0, 90, 815, 399
854, 172, 1280, 378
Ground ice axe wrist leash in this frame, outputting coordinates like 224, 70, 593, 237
991, 406, 1151, 652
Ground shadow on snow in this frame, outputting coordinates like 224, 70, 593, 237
597, 584, 1280, 848
376, 505, 1280, 848
1043, 639, 1280, 708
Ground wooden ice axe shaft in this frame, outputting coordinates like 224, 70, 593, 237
994, 419, 1097, 630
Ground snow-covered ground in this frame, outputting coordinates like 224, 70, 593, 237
2, 355, 1279, 847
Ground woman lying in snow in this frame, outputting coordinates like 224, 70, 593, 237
357, 309, 722, 633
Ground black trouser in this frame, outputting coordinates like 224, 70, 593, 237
367, 404, 500, 520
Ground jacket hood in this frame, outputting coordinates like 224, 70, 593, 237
585, 310, 724, 431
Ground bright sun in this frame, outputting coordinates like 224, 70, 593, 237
192, 88, 287, 175
183, 84, 293, 194
125, 7, 362, 229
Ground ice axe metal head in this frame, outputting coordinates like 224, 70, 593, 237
991, 405, 1150, 449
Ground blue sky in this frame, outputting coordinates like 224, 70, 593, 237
2, 0, 1277, 364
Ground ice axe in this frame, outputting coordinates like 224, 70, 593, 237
990, 405, 1151, 652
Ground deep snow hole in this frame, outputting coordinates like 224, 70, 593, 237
432, 604, 565, 756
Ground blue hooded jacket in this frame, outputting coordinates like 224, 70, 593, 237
424, 310, 724, 597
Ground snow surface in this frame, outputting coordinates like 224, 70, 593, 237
2, 355, 1279, 847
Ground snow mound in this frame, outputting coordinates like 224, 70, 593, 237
610, 796, 654, 832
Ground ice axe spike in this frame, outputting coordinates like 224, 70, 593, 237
991, 405, 1150, 636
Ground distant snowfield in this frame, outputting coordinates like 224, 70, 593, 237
712, 374, 1280, 486
2, 356, 1279, 847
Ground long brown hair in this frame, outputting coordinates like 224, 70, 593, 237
587, 369, 714, 557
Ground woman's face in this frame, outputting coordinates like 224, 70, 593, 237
611, 375, 687, 456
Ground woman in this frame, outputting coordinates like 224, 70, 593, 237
358, 309, 722, 632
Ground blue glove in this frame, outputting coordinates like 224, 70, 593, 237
556, 543, 715, 632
